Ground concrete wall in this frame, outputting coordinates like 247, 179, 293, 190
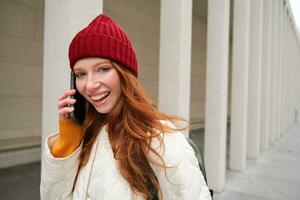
104, 0, 160, 104
104, 0, 208, 131
190, 16, 207, 129
0, 0, 44, 168
3, 2, 300, 194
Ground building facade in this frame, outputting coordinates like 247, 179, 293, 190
0, 0, 299, 192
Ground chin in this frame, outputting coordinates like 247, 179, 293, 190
94, 107, 110, 114
93, 104, 114, 114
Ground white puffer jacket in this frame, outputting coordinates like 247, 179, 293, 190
40, 123, 212, 200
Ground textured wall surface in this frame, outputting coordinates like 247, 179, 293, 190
190, 16, 207, 128
104, 0, 160, 103
105, 0, 208, 130
0, 0, 44, 167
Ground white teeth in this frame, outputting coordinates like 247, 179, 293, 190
91, 92, 110, 101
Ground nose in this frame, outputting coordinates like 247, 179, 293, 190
85, 74, 101, 91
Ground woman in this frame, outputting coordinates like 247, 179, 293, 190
41, 13, 211, 200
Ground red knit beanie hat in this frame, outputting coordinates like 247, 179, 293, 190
69, 14, 138, 77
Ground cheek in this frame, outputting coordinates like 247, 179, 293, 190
106, 73, 121, 95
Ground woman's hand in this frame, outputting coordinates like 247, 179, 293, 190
50, 89, 84, 158
58, 89, 76, 121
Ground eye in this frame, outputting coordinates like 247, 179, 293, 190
74, 72, 86, 79
97, 65, 111, 72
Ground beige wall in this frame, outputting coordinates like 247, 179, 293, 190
0, 0, 209, 166
190, 16, 207, 129
0, 0, 43, 155
104, 0, 160, 103
0, 0, 209, 152
104, 0, 208, 130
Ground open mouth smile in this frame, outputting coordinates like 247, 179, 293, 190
90, 91, 110, 102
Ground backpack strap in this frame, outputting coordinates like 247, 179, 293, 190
145, 138, 214, 199
187, 138, 214, 198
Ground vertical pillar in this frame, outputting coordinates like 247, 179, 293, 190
285, 5, 290, 131
247, 0, 263, 159
275, 0, 280, 138
274, 0, 280, 140
282, 5, 288, 133
278, 0, 284, 137
269, 0, 278, 143
42, 1, 103, 150
286, 5, 292, 130
204, 0, 230, 192
260, 0, 272, 150
158, 0, 192, 137
275, 0, 281, 139
276, 0, 283, 138
230, 0, 250, 171
286, 2, 293, 130
283, 6, 288, 133
282, 4, 287, 135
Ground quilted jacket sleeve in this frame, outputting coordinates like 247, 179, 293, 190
150, 123, 212, 200
40, 133, 82, 200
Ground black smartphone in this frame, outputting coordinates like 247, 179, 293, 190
68, 71, 86, 125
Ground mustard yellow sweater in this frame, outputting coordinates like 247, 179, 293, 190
50, 120, 83, 158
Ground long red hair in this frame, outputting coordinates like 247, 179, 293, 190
78, 62, 187, 199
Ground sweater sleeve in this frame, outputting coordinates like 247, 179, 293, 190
149, 122, 212, 200
40, 133, 83, 200
50, 120, 84, 157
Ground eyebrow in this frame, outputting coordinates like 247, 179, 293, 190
73, 60, 112, 70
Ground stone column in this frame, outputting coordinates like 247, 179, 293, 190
42, 1, 103, 151
286, 6, 295, 130
283, 1, 289, 133
283, 4, 288, 134
286, 17, 293, 129
247, 0, 263, 159
158, 0, 192, 137
269, 0, 278, 143
230, 0, 250, 171
276, 0, 283, 139
260, 0, 272, 150
204, 0, 230, 192
276, 0, 281, 140
279, 0, 285, 137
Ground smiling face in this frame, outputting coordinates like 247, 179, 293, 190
73, 57, 122, 114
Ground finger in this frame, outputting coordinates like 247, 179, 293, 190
58, 89, 76, 101
58, 106, 75, 117
58, 98, 76, 109
58, 89, 76, 100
